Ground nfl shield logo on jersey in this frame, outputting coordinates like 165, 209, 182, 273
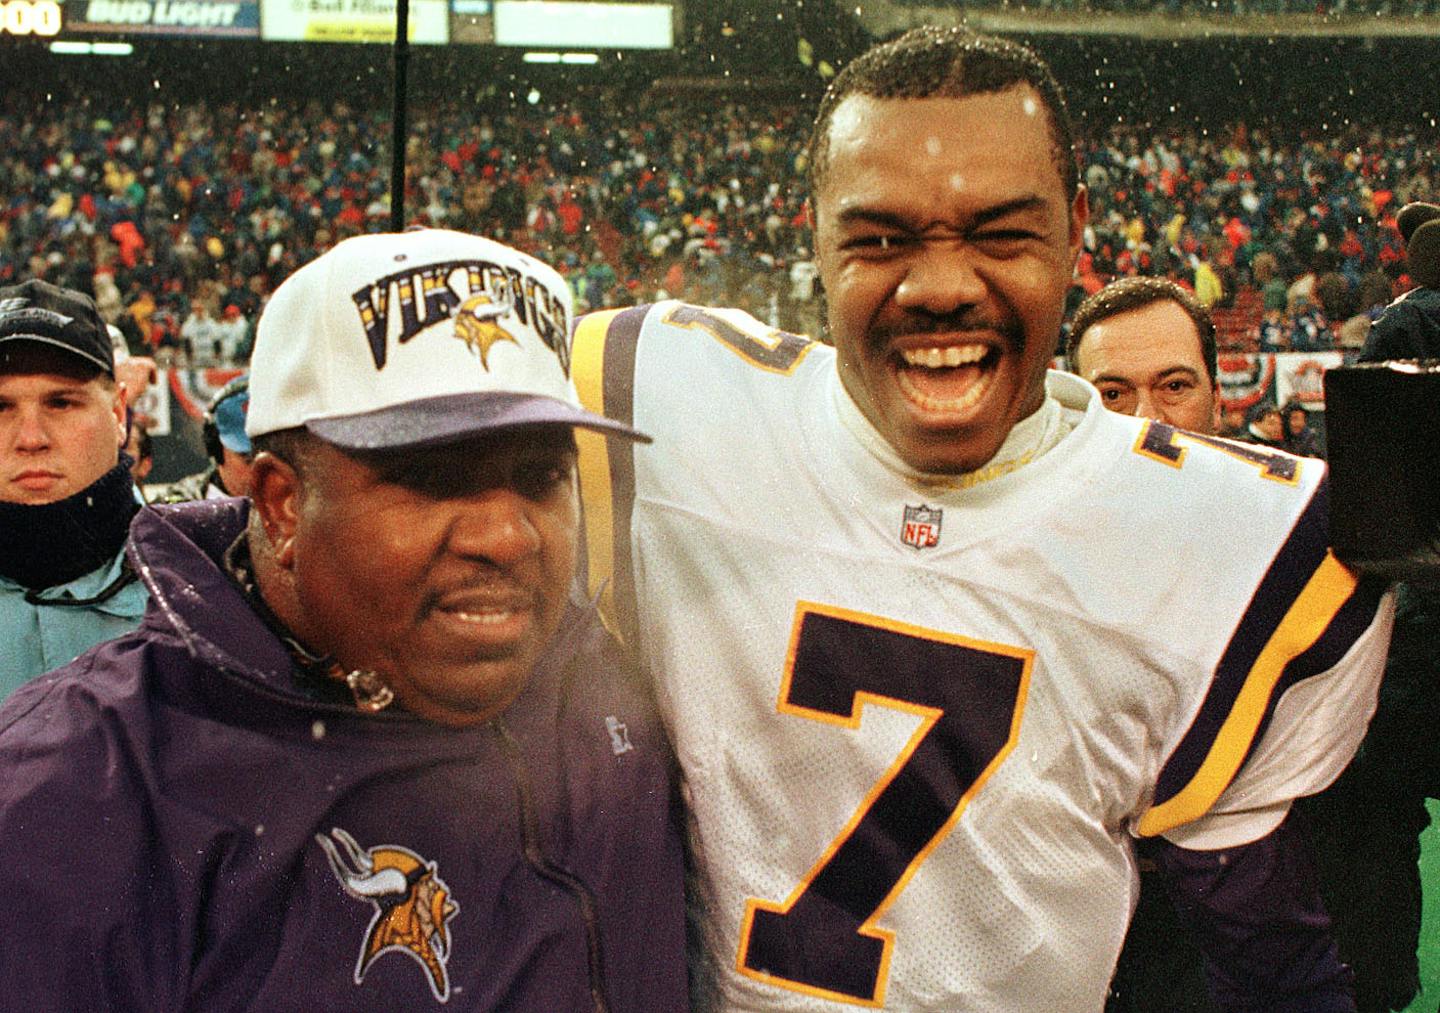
901, 504, 942, 550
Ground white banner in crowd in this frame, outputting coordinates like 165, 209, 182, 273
135, 368, 172, 436
1219, 351, 1349, 413
1274, 351, 1344, 410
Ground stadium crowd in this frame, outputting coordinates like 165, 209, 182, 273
0, 90, 1435, 362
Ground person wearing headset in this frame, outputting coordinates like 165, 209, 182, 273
144, 375, 255, 502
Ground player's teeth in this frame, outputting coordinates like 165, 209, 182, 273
452, 609, 513, 625
902, 346, 987, 368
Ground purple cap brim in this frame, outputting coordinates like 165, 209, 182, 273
304, 391, 651, 451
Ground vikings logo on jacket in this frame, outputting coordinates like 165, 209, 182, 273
317, 828, 459, 1002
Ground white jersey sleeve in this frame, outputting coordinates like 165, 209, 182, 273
1125, 424, 1396, 849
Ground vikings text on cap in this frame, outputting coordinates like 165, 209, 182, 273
352, 259, 570, 374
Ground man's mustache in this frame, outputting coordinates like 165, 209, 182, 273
869, 311, 1017, 345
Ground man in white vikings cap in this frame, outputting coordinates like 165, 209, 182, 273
0, 230, 688, 1011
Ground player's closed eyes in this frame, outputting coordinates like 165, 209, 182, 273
842, 234, 908, 256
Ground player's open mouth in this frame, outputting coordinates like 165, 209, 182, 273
894, 343, 998, 414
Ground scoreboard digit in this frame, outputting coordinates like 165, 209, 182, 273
0, 0, 61, 35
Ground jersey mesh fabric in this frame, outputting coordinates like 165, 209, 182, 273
639, 506, 1191, 1010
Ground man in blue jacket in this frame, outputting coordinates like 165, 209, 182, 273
0, 229, 688, 1011
0, 279, 147, 699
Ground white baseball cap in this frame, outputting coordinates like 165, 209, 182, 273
246, 228, 647, 449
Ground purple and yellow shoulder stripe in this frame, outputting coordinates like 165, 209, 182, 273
1138, 479, 1387, 837
572, 306, 647, 643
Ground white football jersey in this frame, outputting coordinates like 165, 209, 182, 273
572, 302, 1393, 1012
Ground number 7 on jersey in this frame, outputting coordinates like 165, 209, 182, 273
738, 603, 1032, 1006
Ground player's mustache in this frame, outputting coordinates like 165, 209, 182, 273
869, 311, 1018, 346
421, 576, 537, 616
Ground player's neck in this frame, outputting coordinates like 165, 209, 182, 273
836, 379, 1073, 487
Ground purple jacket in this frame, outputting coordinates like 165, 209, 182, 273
0, 499, 688, 1012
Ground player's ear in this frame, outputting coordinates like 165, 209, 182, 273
249, 451, 302, 569
109, 381, 129, 450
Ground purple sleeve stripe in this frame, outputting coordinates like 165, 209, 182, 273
1139, 480, 1382, 837
598, 305, 645, 646
573, 305, 646, 647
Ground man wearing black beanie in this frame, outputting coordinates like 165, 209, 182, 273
0, 278, 147, 700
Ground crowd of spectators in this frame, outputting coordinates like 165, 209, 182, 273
1, 89, 1435, 363
1077, 119, 1435, 351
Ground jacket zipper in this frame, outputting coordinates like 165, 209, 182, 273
494, 717, 611, 1013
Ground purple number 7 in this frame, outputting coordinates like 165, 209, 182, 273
737, 602, 1033, 1006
